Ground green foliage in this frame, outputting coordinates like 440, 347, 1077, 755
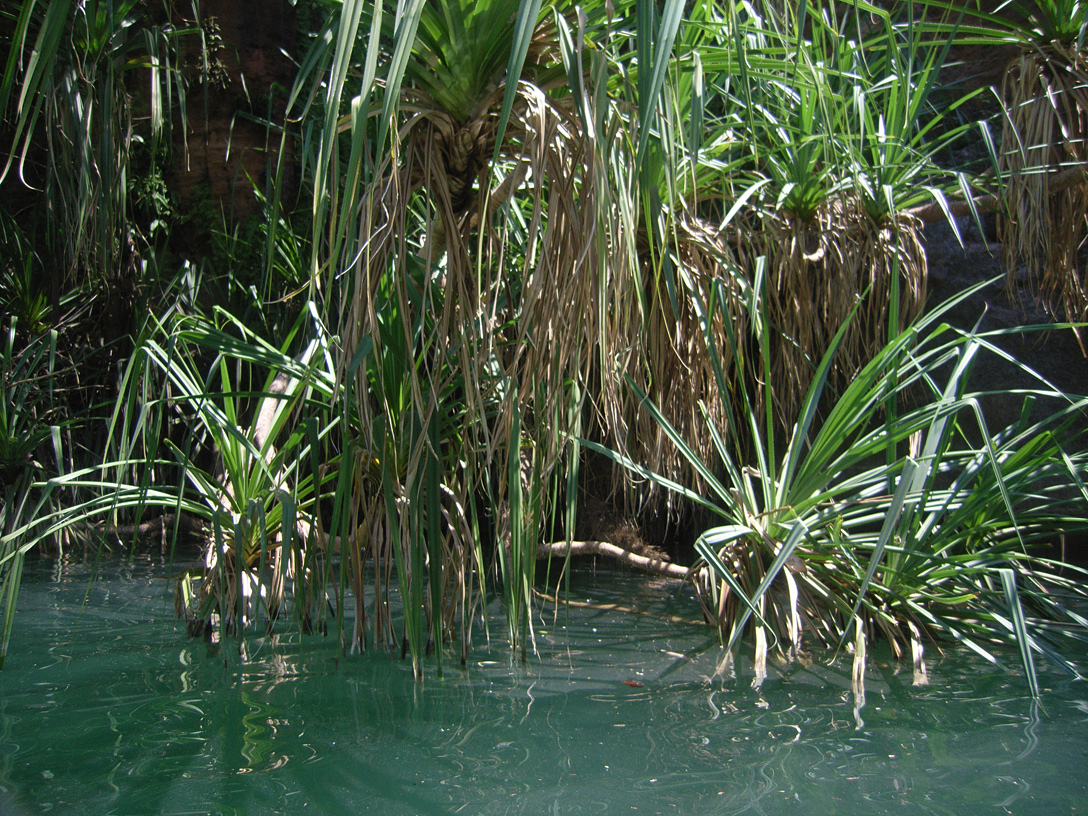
0, 0, 195, 282
3, 0, 1088, 694
0, 216, 49, 333
0, 321, 69, 667
957, 0, 1088, 47
588, 274, 1088, 694
118, 304, 345, 636
920, 0, 1088, 325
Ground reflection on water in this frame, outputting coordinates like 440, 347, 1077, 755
1, 552, 1086, 815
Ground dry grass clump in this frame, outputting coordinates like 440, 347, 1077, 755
734, 200, 927, 424
998, 21, 1088, 343
605, 214, 748, 512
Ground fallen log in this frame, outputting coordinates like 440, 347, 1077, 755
536, 539, 692, 580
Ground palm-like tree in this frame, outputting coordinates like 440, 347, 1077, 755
291, 0, 981, 669
298, 0, 620, 671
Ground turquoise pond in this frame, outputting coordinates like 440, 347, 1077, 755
1, 549, 1087, 815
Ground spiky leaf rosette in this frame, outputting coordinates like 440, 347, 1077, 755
589, 278, 1088, 691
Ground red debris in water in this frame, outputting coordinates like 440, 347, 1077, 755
623, 680, 644, 688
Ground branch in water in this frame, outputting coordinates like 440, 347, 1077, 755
536, 539, 692, 580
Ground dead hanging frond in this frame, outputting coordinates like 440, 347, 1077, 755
735, 197, 926, 428
601, 207, 747, 512
1000, 41, 1088, 336
334, 77, 602, 662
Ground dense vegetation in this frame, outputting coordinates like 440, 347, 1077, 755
2, 0, 1088, 695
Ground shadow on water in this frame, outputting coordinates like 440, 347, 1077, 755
1, 554, 1086, 815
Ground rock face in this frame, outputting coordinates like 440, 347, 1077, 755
172, 0, 298, 226
922, 17, 1088, 436
923, 216, 1088, 436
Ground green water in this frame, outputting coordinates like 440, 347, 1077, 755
1, 552, 1086, 816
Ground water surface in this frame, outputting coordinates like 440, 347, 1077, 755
1, 551, 1086, 815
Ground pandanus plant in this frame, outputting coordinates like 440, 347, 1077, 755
995, 0, 1088, 339
295, 0, 741, 672
295, 0, 619, 673
591, 272, 1088, 695
718, 1, 980, 427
